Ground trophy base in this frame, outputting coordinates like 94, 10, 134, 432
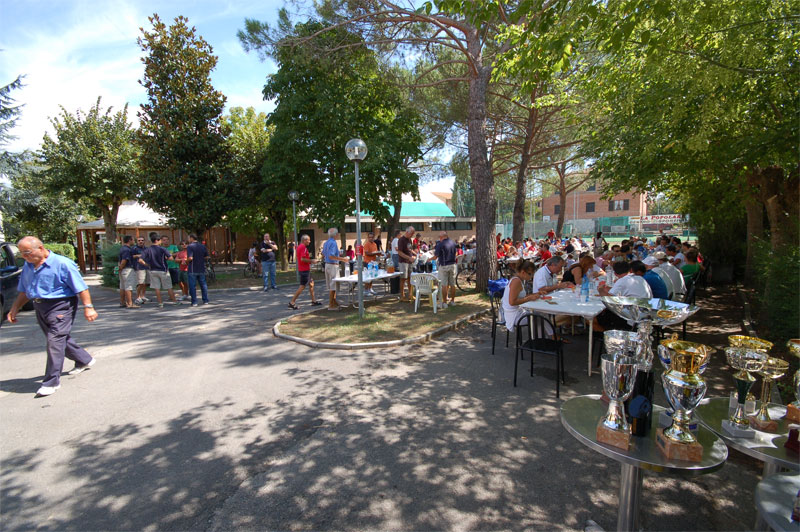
658, 411, 699, 431
655, 428, 703, 462
596, 423, 630, 450
785, 427, 799, 454
721, 419, 756, 439
786, 404, 800, 423
748, 415, 778, 433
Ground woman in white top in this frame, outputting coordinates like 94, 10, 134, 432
501, 259, 543, 332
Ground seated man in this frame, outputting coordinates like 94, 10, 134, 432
680, 249, 703, 284
645, 255, 674, 299
632, 259, 668, 300
594, 261, 653, 331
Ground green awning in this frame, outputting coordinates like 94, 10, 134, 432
361, 202, 455, 218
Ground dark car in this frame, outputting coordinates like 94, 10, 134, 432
1, 241, 33, 325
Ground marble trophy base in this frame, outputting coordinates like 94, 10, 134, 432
748, 415, 778, 433
785, 403, 800, 423
655, 428, 703, 462
596, 423, 631, 450
721, 419, 756, 439
785, 427, 799, 454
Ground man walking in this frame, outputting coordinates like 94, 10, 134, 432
6, 237, 98, 397
434, 230, 458, 308
259, 233, 278, 292
288, 235, 322, 309
186, 234, 210, 306
322, 228, 349, 311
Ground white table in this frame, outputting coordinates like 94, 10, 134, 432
755, 473, 800, 532
521, 289, 606, 376
334, 271, 402, 306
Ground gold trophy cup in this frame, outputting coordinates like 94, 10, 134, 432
786, 339, 800, 422
748, 357, 790, 432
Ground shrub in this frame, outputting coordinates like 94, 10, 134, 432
46, 243, 76, 261
101, 243, 121, 288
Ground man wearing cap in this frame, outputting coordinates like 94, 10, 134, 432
631, 260, 669, 299
644, 255, 674, 299
654, 251, 685, 299
6, 236, 98, 397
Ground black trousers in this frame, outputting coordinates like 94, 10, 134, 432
34, 297, 92, 387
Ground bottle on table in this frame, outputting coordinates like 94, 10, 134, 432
581, 274, 590, 302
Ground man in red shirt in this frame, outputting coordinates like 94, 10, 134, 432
288, 234, 322, 309
539, 243, 552, 262
547, 228, 555, 240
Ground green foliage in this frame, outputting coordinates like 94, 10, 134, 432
753, 242, 800, 345
46, 243, 76, 261
262, 21, 423, 230
39, 96, 138, 242
137, 14, 234, 235
0, 75, 24, 174
100, 243, 122, 288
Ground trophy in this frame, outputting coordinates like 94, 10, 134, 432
655, 338, 712, 461
748, 357, 790, 432
596, 354, 638, 450
723, 346, 767, 437
786, 339, 800, 423
657, 334, 712, 428
604, 330, 653, 436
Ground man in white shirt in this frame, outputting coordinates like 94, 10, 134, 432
532, 257, 573, 294
667, 244, 685, 269
390, 230, 401, 270
654, 251, 686, 299
594, 261, 652, 331
645, 255, 674, 299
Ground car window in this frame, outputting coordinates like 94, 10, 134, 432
6, 244, 24, 268
1, 245, 13, 268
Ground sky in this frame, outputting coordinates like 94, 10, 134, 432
1, 0, 453, 193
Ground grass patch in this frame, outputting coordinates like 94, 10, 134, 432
280, 292, 490, 344
209, 269, 299, 289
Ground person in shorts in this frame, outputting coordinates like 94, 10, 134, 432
175, 241, 190, 299
133, 236, 149, 304
288, 234, 322, 309
139, 234, 181, 308
118, 235, 139, 308
322, 227, 350, 311
396, 226, 417, 301
434, 230, 457, 307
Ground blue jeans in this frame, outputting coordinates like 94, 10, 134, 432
262, 260, 277, 289
391, 254, 400, 269
188, 273, 209, 304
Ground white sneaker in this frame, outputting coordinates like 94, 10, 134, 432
36, 385, 61, 396
366, 289, 377, 296
142, 297, 151, 302
448, 301, 455, 307
68, 358, 96, 375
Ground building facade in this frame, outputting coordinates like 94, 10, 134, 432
540, 185, 648, 234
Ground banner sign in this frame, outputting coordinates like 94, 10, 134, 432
641, 214, 686, 224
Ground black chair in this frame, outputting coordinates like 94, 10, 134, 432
489, 290, 509, 355
513, 313, 565, 397
682, 282, 698, 340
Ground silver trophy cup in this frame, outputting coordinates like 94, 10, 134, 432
599, 354, 638, 435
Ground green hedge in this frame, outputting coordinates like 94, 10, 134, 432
46, 243, 76, 262
101, 243, 122, 288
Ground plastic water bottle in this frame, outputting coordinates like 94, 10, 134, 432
581, 274, 590, 302
432, 260, 438, 273
606, 266, 614, 287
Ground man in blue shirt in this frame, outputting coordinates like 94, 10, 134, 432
633, 259, 669, 300
118, 235, 139, 309
140, 234, 181, 308
132, 236, 149, 305
186, 233, 210, 306
434, 231, 458, 308
322, 227, 349, 311
259, 232, 278, 292
6, 236, 98, 397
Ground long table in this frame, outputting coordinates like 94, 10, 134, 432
334, 271, 402, 306
520, 289, 606, 376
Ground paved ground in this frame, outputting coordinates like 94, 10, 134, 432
1, 281, 763, 531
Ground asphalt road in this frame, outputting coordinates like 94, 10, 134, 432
1, 281, 761, 531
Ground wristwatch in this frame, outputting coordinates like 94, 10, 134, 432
84, 304, 94, 308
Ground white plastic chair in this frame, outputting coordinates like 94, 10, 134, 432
411, 273, 440, 313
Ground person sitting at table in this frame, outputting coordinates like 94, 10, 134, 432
533, 256, 574, 296
562, 255, 597, 289
631, 259, 669, 299
496, 244, 505, 260
680, 249, 702, 284
538, 243, 552, 262
644, 255, 674, 298
653, 250, 686, 300
501, 259, 543, 332
363, 232, 381, 296
593, 261, 653, 332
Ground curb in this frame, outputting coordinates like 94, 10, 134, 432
273, 308, 492, 349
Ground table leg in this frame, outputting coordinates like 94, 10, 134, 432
588, 319, 594, 377
617, 463, 643, 532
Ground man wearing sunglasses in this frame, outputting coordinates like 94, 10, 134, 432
6, 236, 98, 397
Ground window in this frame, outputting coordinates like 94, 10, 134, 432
344, 223, 371, 233
585, 202, 595, 213
554, 205, 560, 215
587, 183, 596, 191
608, 200, 630, 212
431, 221, 473, 231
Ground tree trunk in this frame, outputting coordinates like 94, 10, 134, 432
466, 35, 496, 291
385, 197, 402, 245
272, 210, 288, 271
100, 201, 120, 243
556, 183, 567, 239
512, 95, 538, 243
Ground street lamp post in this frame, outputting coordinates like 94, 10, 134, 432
288, 190, 299, 284
345, 138, 368, 319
